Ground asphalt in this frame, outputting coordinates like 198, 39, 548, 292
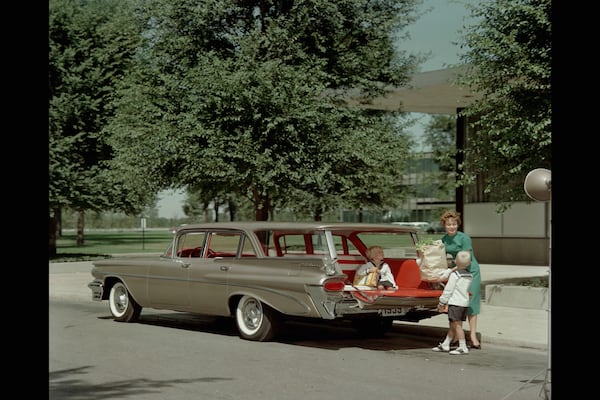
49, 260, 550, 352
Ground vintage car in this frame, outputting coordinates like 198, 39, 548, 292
88, 222, 444, 341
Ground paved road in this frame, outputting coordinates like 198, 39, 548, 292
50, 298, 549, 400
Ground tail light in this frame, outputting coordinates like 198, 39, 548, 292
323, 279, 345, 292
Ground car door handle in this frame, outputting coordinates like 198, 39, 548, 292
220, 266, 229, 271
176, 259, 191, 268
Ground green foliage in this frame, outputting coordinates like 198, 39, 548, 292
517, 277, 548, 288
49, 0, 148, 214
455, 0, 551, 208
415, 237, 436, 251
106, 0, 422, 221
420, 115, 457, 200
423, 115, 457, 172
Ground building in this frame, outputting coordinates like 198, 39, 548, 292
354, 66, 550, 266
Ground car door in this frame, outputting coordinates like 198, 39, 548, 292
188, 230, 245, 315
147, 230, 207, 308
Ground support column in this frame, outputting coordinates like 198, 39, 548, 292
456, 107, 465, 223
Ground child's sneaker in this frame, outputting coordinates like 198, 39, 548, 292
449, 347, 469, 355
432, 344, 449, 352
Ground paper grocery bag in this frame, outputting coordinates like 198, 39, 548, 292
353, 271, 379, 287
417, 240, 449, 281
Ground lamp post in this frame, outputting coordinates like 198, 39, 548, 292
524, 168, 551, 400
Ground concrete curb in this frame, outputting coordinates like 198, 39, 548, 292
486, 284, 548, 310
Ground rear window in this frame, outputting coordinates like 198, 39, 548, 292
355, 231, 417, 258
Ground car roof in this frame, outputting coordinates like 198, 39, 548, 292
174, 221, 417, 233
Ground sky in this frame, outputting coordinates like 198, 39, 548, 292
156, 0, 478, 219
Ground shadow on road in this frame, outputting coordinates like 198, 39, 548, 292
120, 311, 449, 351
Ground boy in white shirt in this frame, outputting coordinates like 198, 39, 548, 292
431, 250, 473, 355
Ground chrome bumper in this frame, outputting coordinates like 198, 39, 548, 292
88, 280, 104, 301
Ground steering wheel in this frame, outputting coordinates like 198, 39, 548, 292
206, 248, 216, 258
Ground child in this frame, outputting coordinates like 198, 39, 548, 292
431, 250, 473, 355
355, 245, 397, 289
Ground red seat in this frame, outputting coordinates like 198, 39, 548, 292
394, 260, 422, 289
344, 259, 442, 297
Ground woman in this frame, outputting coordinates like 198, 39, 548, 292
440, 210, 482, 349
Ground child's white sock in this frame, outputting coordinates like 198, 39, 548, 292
459, 339, 467, 350
441, 335, 452, 347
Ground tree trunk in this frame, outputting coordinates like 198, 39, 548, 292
313, 205, 323, 221
54, 207, 62, 237
252, 189, 270, 221
48, 215, 57, 257
203, 201, 210, 222
76, 209, 85, 246
255, 205, 269, 221
228, 199, 236, 221
213, 199, 220, 222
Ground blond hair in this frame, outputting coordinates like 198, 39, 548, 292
455, 250, 471, 269
365, 245, 384, 259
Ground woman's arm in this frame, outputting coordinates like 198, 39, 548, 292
460, 232, 474, 252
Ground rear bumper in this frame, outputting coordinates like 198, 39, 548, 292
334, 287, 441, 321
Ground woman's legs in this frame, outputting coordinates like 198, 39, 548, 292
468, 314, 480, 346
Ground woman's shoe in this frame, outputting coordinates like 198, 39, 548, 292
469, 344, 481, 350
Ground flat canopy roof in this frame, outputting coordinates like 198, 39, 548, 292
346, 65, 482, 115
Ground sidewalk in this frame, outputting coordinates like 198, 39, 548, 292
49, 261, 550, 351
398, 264, 549, 351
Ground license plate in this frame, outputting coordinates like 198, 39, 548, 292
378, 308, 406, 317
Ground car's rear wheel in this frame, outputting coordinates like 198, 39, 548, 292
352, 317, 394, 337
109, 281, 142, 322
235, 295, 279, 341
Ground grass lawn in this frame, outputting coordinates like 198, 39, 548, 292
51, 229, 174, 262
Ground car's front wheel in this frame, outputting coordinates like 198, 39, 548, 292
235, 295, 280, 341
109, 281, 142, 322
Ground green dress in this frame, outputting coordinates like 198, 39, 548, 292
441, 231, 481, 315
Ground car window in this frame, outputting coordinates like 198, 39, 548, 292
331, 234, 361, 256
277, 234, 307, 255
253, 229, 274, 256
261, 231, 330, 257
310, 233, 329, 255
355, 231, 417, 258
176, 231, 207, 257
240, 235, 257, 257
255, 230, 360, 257
206, 231, 244, 257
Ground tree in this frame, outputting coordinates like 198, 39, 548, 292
455, 0, 551, 208
105, 0, 422, 221
49, 0, 145, 254
421, 114, 457, 199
